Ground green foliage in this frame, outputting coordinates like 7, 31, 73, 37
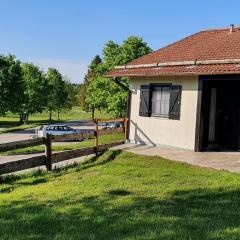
0, 54, 83, 123
106, 86, 128, 118
86, 76, 109, 112
46, 68, 71, 119
0, 55, 23, 114
64, 79, 80, 109
121, 36, 152, 63
86, 36, 152, 118
79, 75, 90, 112
80, 55, 103, 115
103, 41, 122, 68
21, 63, 48, 116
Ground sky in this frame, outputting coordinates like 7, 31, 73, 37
0, 0, 240, 83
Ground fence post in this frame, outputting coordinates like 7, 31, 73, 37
124, 118, 128, 143
44, 134, 52, 171
94, 119, 99, 155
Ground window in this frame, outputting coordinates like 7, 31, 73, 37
58, 126, 64, 131
139, 84, 182, 120
151, 86, 171, 117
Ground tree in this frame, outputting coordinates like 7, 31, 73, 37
86, 36, 152, 118
86, 76, 109, 118
46, 68, 69, 120
20, 63, 48, 123
121, 36, 152, 63
79, 74, 90, 112
103, 41, 122, 68
0, 55, 24, 115
80, 55, 102, 118
64, 78, 80, 114
0, 54, 78, 123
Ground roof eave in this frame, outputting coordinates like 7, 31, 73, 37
105, 71, 240, 78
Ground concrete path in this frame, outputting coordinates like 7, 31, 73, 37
112, 143, 240, 173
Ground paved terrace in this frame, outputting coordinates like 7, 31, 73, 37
112, 143, 240, 173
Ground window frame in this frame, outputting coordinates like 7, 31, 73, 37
150, 83, 172, 118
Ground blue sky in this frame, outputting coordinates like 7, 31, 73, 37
0, 0, 240, 83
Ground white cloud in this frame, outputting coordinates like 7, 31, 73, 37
22, 57, 88, 84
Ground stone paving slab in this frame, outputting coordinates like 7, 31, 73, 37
112, 144, 240, 173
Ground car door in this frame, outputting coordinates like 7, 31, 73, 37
61, 126, 70, 135
56, 126, 64, 135
46, 126, 55, 136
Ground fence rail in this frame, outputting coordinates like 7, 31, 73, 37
0, 141, 124, 175
0, 118, 128, 175
0, 137, 45, 152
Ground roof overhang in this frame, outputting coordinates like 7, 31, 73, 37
106, 59, 240, 78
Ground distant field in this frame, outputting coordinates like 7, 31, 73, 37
0, 107, 110, 133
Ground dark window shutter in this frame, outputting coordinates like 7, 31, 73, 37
139, 85, 151, 117
169, 85, 182, 120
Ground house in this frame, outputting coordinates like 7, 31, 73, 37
106, 25, 240, 151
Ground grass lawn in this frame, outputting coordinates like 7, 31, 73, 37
0, 106, 109, 133
0, 151, 240, 239
1, 132, 124, 155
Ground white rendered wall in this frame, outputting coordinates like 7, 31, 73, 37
129, 75, 199, 150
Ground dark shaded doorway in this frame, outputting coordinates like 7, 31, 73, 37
201, 79, 240, 151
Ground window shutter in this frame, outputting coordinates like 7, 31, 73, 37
169, 85, 182, 120
139, 85, 151, 117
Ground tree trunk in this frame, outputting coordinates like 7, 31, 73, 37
19, 113, 24, 124
91, 108, 95, 120
23, 113, 29, 124
49, 110, 52, 121
57, 110, 60, 120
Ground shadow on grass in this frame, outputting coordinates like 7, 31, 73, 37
0, 177, 48, 193
108, 189, 131, 196
73, 150, 122, 173
1, 188, 240, 239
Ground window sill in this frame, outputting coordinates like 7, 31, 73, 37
151, 115, 169, 120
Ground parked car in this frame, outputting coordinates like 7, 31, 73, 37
37, 125, 80, 138
106, 122, 121, 128
98, 121, 121, 129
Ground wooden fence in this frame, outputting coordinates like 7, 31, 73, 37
0, 118, 128, 175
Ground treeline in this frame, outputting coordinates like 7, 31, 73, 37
80, 36, 152, 118
0, 55, 78, 123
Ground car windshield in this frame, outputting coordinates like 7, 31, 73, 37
63, 126, 73, 131
45, 126, 74, 131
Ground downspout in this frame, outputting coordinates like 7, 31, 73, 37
113, 77, 132, 142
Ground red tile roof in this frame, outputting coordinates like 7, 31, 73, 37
106, 26, 240, 77
106, 64, 240, 77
